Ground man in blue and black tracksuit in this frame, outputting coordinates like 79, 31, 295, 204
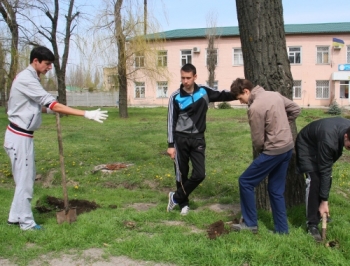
166, 63, 235, 215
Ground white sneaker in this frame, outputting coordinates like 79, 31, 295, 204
180, 206, 190, 216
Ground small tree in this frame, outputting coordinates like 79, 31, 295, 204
327, 100, 342, 115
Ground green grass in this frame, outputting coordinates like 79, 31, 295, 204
0, 106, 350, 265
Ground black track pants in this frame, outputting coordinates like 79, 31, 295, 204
173, 135, 206, 208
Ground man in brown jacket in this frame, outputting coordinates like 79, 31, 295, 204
230, 78, 300, 234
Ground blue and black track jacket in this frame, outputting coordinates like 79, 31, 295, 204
167, 83, 234, 148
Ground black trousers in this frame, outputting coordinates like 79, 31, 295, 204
173, 135, 206, 209
305, 172, 323, 226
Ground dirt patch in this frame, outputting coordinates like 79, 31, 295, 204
196, 203, 240, 215
24, 248, 175, 266
103, 181, 138, 190
207, 220, 229, 240
126, 203, 157, 211
35, 196, 100, 215
92, 162, 132, 174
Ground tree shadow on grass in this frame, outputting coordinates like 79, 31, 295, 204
257, 204, 305, 231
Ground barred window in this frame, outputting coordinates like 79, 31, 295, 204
288, 47, 301, 64
135, 52, 145, 68
181, 50, 192, 65
157, 81, 168, 98
293, 80, 302, 99
316, 80, 329, 99
317, 47, 329, 64
158, 51, 167, 67
135, 82, 145, 98
233, 48, 243, 65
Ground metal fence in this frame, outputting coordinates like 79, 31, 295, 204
48, 91, 119, 107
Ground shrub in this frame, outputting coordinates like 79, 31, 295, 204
327, 100, 342, 115
217, 102, 231, 109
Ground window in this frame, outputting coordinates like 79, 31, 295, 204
158, 51, 167, 67
316, 80, 329, 99
316, 46, 329, 64
135, 52, 145, 68
206, 81, 218, 90
340, 81, 349, 99
347, 46, 350, 63
181, 50, 192, 65
288, 47, 301, 64
107, 75, 115, 84
293, 80, 302, 99
135, 82, 145, 98
206, 48, 218, 66
233, 48, 243, 65
157, 81, 168, 98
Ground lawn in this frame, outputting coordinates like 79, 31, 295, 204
0, 106, 349, 266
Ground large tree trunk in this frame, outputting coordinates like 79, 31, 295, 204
115, 0, 128, 118
236, 0, 304, 209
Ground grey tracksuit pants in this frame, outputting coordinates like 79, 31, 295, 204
4, 128, 36, 230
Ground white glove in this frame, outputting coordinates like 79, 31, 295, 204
84, 108, 108, 123
46, 108, 55, 114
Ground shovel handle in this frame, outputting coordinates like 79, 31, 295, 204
56, 113, 69, 209
321, 213, 327, 240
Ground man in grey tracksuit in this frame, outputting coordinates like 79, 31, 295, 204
4, 46, 108, 230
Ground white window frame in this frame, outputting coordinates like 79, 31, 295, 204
316, 46, 330, 64
181, 50, 192, 66
347, 46, 350, 64
134, 82, 145, 98
135, 52, 145, 68
288, 47, 302, 64
156, 81, 168, 98
158, 51, 167, 67
293, 80, 302, 99
206, 80, 218, 90
232, 48, 243, 65
206, 48, 218, 66
316, 80, 330, 99
339, 80, 349, 99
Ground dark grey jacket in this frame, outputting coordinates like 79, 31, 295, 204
295, 117, 350, 200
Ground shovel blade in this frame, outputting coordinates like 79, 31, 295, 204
56, 208, 77, 224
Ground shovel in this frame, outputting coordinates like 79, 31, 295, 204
55, 112, 77, 224
321, 213, 327, 241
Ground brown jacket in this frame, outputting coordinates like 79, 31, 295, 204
247, 86, 300, 155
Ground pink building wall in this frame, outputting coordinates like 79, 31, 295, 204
126, 33, 350, 108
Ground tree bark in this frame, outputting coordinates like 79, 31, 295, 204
236, 0, 305, 209
115, 0, 128, 118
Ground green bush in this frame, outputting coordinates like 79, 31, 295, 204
327, 100, 342, 115
217, 102, 231, 109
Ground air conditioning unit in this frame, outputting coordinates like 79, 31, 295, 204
193, 47, 200, 53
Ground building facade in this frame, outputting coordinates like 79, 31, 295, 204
122, 22, 350, 107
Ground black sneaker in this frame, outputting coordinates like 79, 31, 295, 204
307, 225, 322, 242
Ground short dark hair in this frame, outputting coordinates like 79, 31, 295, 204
230, 78, 254, 99
181, 63, 196, 75
30, 46, 55, 63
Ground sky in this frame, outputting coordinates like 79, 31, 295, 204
147, 0, 350, 31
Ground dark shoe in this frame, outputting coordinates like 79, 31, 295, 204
167, 192, 178, 212
231, 222, 258, 234
307, 225, 322, 242
7, 221, 20, 226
